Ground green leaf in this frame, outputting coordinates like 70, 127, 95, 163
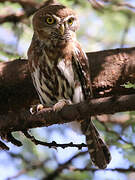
121, 82, 135, 89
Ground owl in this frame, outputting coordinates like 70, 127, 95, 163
28, 0, 111, 169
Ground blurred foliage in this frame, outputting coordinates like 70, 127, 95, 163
122, 81, 135, 89
0, 0, 135, 180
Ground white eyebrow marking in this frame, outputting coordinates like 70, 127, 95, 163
52, 15, 61, 22
63, 15, 75, 22
45, 14, 61, 22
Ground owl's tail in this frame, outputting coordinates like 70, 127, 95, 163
81, 118, 111, 169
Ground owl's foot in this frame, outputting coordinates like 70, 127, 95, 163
53, 99, 72, 112
30, 104, 44, 114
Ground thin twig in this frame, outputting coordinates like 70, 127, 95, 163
101, 121, 135, 150
23, 130, 87, 149
43, 151, 88, 180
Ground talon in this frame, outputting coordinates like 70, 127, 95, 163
30, 104, 44, 114
30, 105, 37, 115
37, 104, 44, 111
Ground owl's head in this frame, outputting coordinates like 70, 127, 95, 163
33, 4, 79, 44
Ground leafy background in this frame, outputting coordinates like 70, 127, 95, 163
0, 0, 135, 179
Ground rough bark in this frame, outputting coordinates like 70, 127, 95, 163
0, 94, 135, 132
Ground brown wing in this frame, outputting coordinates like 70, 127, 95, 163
72, 42, 93, 100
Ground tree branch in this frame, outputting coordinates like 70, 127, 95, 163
0, 93, 135, 132
0, 0, 41, 24
43, 151, 87, 180
0, 47, 135, 144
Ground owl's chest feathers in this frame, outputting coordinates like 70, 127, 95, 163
30, 46, 74, 104
45, 45, 75, 87
29, 39, 84, 105
57, 57, 74, 86
39, 42, 75, 86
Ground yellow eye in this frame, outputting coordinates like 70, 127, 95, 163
68, 18, 74, 25
46, 17, 55, 25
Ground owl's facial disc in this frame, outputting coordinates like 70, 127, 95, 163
33, 5, 79, 43
47, 15, 77, 42
34, 12, 78, 43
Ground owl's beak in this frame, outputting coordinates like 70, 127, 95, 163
59, 24, 65, 35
